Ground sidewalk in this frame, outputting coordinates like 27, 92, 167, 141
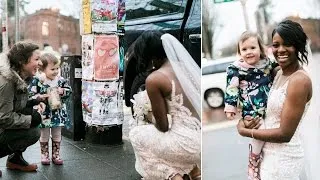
0, 105, 141, 180
0, 138, 140, 180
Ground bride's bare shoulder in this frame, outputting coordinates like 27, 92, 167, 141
288, 71, 312, 99
290, 70, 312, 86
146, 70, 172, 94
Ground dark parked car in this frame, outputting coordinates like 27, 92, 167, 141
123, 0, 201, 111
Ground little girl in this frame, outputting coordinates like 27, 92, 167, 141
224, 31, 278, 180
28, 53, 72, 165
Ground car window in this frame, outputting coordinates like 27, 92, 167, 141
126, 0, 187, 20
187, 0, 200, 28
202, 61, 232, 75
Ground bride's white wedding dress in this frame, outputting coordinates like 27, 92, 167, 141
260, 70, 310, 180
129, 81, 201, 180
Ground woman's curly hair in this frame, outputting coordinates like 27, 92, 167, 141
7, 41, 39, 71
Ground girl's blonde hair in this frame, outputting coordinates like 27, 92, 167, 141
237, 31, 267, 59
39, 53, 60, 71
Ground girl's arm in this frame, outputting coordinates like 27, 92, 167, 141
238, 73, 312, 143
145, 72, 170, 132
224, 66, 240, 116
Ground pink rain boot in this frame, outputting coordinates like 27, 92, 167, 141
52, 140, 63, 165
40, 142, 50, 165
248, 144, 262, 180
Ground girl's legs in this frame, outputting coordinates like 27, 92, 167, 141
51, 127, 63, 165
51, 127, 62, 142
40, 128, 50, 165
251, 139, 265, 155
248, 120, 265, 180
40, 128, 50, 143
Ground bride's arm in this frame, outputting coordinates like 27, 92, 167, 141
145, 72, 170, 132
238, 74, 312, 143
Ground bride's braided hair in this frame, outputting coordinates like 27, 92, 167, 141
272, 19, 309, 65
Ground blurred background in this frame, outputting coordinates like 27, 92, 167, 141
202, 0, 320, 179
0, 0, 81, 55
202, 0, 320, 125
203, 0, 320, 60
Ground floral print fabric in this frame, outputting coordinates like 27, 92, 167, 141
28, 76, 72, 128
224, 58, 278, 118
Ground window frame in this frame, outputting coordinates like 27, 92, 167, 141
125, 0, 188, 25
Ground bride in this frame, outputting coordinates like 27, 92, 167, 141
237, 20, 319, 180
128, 32, 201, 180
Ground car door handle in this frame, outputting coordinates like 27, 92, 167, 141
189, 34, 201, 43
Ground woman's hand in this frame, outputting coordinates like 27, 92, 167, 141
37, 94, 50, 102
237, 117, 261, 136
243, 116, 261, 129
237, 120, 246, 136
38, 102, 46, 114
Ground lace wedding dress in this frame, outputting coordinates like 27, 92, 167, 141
129, 81, 201, 180
260, 70, 310, 180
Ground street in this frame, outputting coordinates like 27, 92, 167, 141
203, 126, 249, 180
202, 53, 320, 180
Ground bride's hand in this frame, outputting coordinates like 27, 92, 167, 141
237, 117, 261, 136
243, 116, 261, 129
237, 120, 246, 136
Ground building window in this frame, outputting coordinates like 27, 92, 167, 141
42, 21, 49, 36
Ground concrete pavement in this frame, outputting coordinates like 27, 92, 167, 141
0, 105, 141, 180
0, 138, 141, 180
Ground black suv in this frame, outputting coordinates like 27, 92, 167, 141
123, 0, 201, 110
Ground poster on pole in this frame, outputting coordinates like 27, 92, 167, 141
81, 80, 95, 125
91, 81, 123, 125
91, 0, 118, 33
81, 0, 92, 34
93, 35, 120, 81
81, 35, 94, 80
117, 80, 124, 125
117, 0, 126, 33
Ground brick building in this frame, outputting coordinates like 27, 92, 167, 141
9, 8, 81, 55
263, 16, 320, 52
286, 16, 320, 52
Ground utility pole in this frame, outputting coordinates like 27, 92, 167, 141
240, 0, 249, 30
2, 0, 8, 52
15, 0, 20, 43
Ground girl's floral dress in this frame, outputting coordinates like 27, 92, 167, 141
224, 58, 278, 118
28, 76, 72, 128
